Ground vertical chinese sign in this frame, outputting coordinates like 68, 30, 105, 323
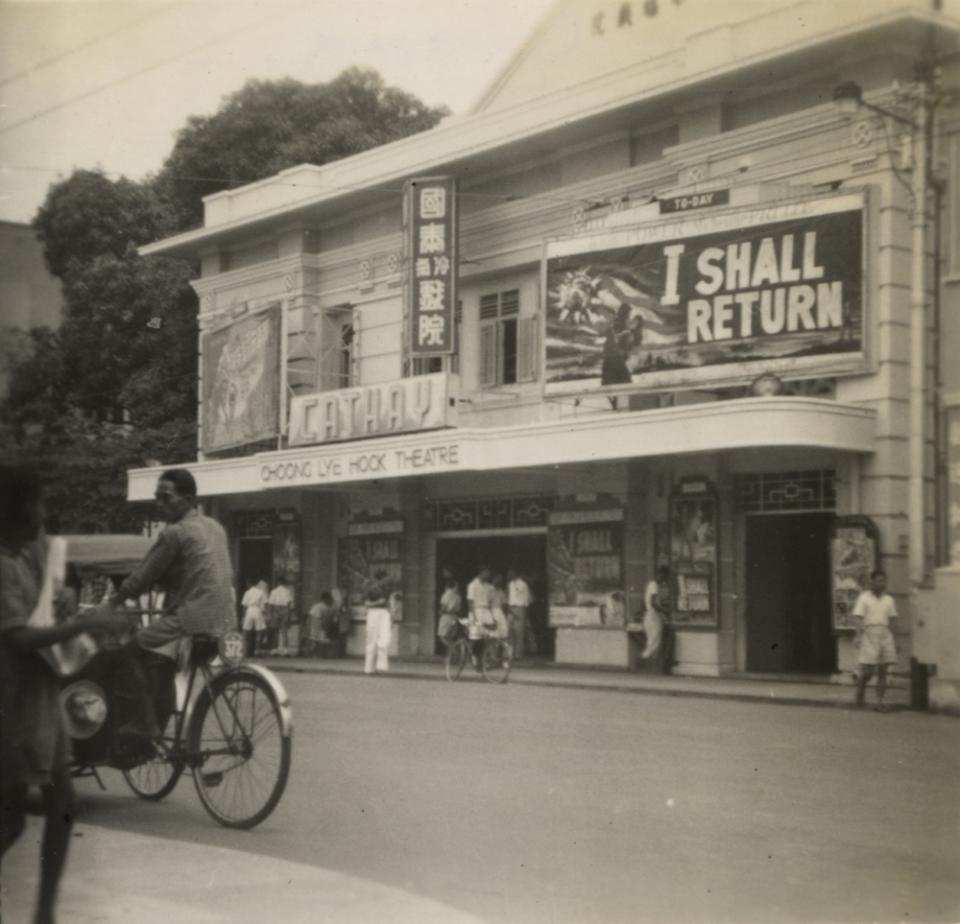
404, 177, 457, 356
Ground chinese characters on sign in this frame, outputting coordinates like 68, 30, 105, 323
404, 177, 457, 355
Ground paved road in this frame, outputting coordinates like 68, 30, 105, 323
62, 673, 960, 923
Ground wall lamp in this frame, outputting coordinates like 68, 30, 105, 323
832, 80, 918, 129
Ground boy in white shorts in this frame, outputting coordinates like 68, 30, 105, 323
852, 569, 897, 711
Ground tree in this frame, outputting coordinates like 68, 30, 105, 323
33, 169, 175, 279
3, 67, 448, 531
157, 67, 448, 228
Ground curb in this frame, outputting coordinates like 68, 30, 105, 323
256, 659, 915, 713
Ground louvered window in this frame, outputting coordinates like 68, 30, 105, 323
478, 289, 538, 388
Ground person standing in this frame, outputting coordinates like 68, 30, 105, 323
1, 465, 126, 924
466, 566, 494, 666
240, 577, 267, 657
853, 569, 898, 711
507, 568, 532, 659
267, 576, 294, 656
436, 577, 462, 653
364, 570, 392, 674
641, 565, 670, 660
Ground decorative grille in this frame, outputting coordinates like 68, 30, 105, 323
739, 470, 836, 513
236, 511, 275, 537
423, 495, 555, 532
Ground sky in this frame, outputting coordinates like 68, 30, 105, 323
0, 0, 556, 224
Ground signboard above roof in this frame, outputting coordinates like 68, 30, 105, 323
544, 193, 865, 395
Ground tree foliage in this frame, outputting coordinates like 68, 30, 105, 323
157, 67, 448, 228
2, 68, 447, 531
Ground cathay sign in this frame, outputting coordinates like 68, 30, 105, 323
288, 372, 458, 447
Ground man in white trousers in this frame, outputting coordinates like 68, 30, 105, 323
364, 570, 392, 674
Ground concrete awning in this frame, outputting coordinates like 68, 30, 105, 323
127, 397, 876, 501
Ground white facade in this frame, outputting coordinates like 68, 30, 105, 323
133, 0, 960, 679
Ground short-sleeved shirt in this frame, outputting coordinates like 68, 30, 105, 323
466, 577, 492, 610
242, 585, 267, 616
508, 578, 531, 608
852, 591, 897, 627
118, 508, 234, 636
0, 537, 66, 785
267, 585, 293, 609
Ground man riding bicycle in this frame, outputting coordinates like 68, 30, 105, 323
95, 468, 234, 743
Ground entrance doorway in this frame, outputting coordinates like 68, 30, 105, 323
745, 513, 835, 674
435, 534, 550, 657
237, 537, 273, 629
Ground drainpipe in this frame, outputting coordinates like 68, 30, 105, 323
908, 88, 929, 588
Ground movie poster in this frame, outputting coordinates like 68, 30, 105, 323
831, 517, 879, 631
202, 305, 281, 452
669, 490, 718, 628
547, 509, 624, 628
545, 195, 864, 394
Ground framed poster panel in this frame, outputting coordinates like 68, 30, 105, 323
548, 507, 624, 628
337, 518, 405, 622
201, 304, 281, 452
830, 515, 880, 632
545, 193, 865, 396
669, 485, 718, 628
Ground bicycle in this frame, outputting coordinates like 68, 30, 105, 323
444, 622, 512, 684
66, 629, 293, 830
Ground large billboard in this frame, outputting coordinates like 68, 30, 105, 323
545, 194, 864, 394
202, 305, 281, 453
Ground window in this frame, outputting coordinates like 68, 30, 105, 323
479, 289, 538, 387
337, 322, 354, 387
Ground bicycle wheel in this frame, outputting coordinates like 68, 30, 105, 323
189, 670, 291, 829
122, 715, 185, 801
445, 638, 470, 682
481, 639, 512, 684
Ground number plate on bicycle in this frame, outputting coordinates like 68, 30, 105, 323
218, 630, 246, 667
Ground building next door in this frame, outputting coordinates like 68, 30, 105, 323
745, 513, 835, 674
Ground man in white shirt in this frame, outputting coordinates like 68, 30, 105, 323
641, 565, 669, 660
466, 566, 494, 666
852, 569, 897, 711
267, 576, 294, 656
507, 569, 532, 659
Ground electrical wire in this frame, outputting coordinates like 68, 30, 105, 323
0, 4, 187, 89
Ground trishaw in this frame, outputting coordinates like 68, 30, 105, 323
58, 534, 293, 829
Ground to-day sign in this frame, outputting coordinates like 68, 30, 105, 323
287, 372, 457, 447
545, 194, 864, 394
404, 177, 457, 355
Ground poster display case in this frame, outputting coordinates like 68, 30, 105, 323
830, 515, 880, 632
337, 516, 405, 622
548, 504, 625, 628
669, 480, 718, 628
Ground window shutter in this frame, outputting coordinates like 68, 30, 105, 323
500, 289, 520, 316
517, 315, 539, 383
479, 293, 500, 320
479, 323, 498, 387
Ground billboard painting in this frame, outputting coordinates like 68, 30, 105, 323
202, 305, 281, 452
545, 195, 864, 394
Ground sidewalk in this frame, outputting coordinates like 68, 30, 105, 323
254, 653, 914, 711
1, 816, 483, 924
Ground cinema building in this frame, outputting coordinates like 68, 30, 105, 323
130, 0, 960, 683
